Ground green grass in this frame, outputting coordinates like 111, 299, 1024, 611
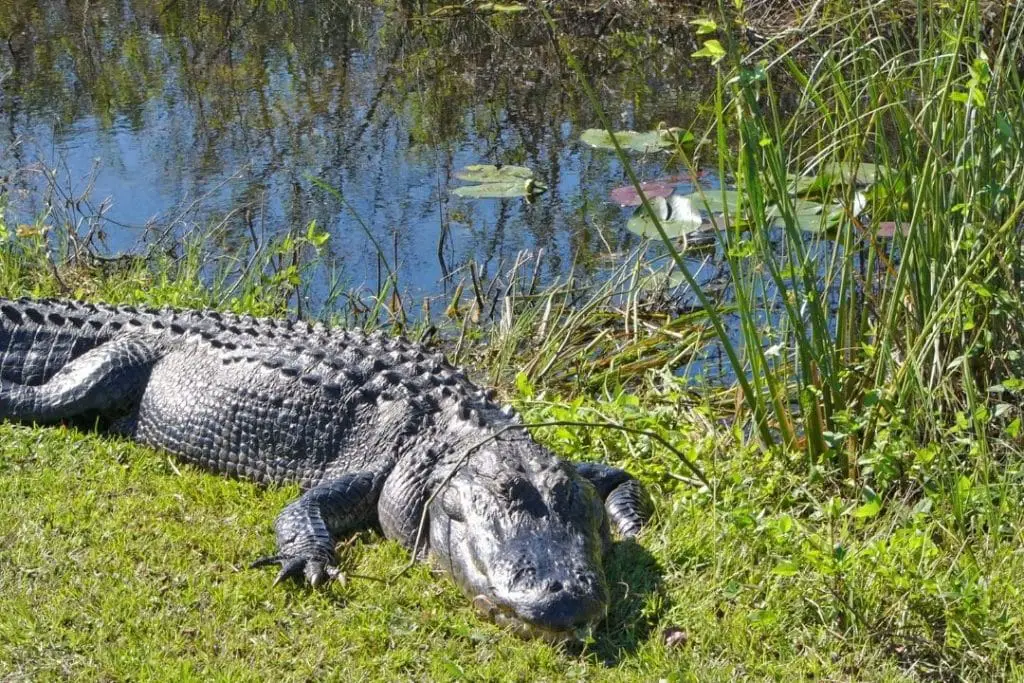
4, 393, 1024, 679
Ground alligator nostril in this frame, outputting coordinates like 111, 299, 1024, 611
547, 580, 563, 593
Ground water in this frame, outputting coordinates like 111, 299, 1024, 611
0, 0, 714, 308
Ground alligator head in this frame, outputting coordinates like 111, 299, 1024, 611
427, 440, 612, 642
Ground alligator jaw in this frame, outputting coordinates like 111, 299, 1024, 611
472, 594, 596, 645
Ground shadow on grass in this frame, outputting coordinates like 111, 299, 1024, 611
587, 537, 664, 665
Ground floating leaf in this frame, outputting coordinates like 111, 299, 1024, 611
875, 221, 911, 239
768, 193, 868, 233
452, 165, 546, 199
788, 162, 891, 197
821, 161, 886, 185
452, 180, 544, 198
609, 173, 705, 206
766, 198, 825, 220
786, 173, 839, 197
626, 195, 705, 239
766, 198, 829, 232
610, 181, 675, 206
455, 164, 534, 183
686, 190, 744, 214
579, 129, 673, 153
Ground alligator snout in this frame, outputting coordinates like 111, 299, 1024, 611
491, 559, 608, 633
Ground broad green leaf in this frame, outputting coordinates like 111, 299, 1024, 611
579, 129, 673, 153
769, 193, 867, 233
514, 371, 534, 399
686, 190, 744, 214
772, 561, 799, 577
690, 18, 718, 35
626, 195, 704, 239
455, 164, 534, 183
786, 173, 840, 196
452, 164, 545, 199
768, 198, 832, 233
820, 161, 887, 185
692, 39, 726, 64
609, 180, 675, 206
790, 163, 890, 195
766, 198, 825, 220
852, 498, 881, 518
452, 180, 544, 198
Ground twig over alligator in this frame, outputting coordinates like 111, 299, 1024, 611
0, 297, 650, 642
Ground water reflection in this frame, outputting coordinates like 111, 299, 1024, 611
0, 0, 710, 306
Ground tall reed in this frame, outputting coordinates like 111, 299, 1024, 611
559, 0, 1024, 482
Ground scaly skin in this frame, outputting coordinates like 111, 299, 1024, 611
0, 297, 651, 639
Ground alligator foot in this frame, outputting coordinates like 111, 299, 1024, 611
257, 472, 386, 588
574, 462, 652, 538
250, 553, 343, 588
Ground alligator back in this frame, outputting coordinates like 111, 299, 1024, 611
0, 298, 328, 385
0, 297, 505, 488
0, 298, 143, 385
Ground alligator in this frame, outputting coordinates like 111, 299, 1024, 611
0, 297, 650, 642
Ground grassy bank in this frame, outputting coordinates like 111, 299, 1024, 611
4, 0, 1024, 679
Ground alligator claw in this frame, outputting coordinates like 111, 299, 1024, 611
251, 554, 340, 588
274, 557, 309, 586
250, 554, 284, 569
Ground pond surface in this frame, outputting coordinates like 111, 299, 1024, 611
0, 0, 717, 310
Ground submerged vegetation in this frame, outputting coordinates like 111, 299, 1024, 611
2, 0, 1024, 679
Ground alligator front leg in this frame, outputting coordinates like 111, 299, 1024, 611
255, 471, 388, 587
0, 333, 167, 424
574, 462, 652, 538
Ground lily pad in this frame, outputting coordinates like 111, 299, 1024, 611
786, 173, 839, 197
609, 173, 706, 206
580, 129, 674, 153
766, 197, 826, 217
821, 161, 886, 185
452, 181, 543, 198
626, 195, 705, 239
452, 165, 546, 199
768, 192, 868, 233
787, 162, 891, 197
610, 181, 675, 206
455, 164, 535, 183
686, 190, 745, 214
875, 221, 911, 239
